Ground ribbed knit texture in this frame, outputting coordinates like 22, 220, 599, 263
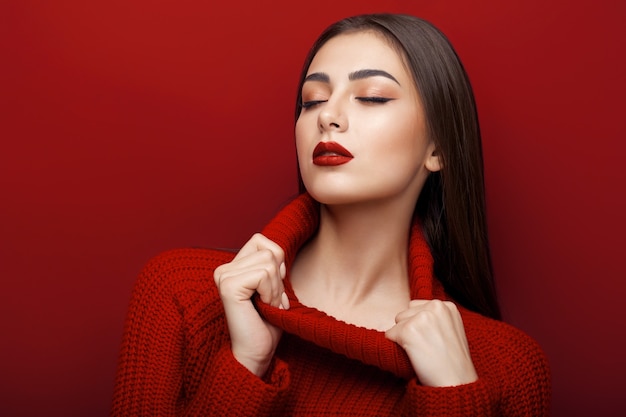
111, 192, 551, 416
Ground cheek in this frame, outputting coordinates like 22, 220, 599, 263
295, 122, 307, 159
386, 109, 428, 161
362, 119, 428, 180
363, 115, 423, 159
295, 120, 314, 172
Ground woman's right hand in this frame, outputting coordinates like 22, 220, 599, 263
213, 233, 289, 377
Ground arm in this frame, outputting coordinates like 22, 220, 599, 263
498, 326, 551, 416
393, 344, 550, 417
387, 303, 551, 416
110, 248, 290, 417
396, 378, 499, 417
387, 300, 499, 416
385, 300, 478, 387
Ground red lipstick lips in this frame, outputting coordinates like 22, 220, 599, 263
312, 141, 354, 166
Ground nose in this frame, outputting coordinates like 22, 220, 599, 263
318, 101, 348, 133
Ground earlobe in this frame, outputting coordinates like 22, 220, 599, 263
425, 148, 443, 173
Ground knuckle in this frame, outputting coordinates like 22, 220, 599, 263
403, 318, 424, 339
259, 249, 275, 262
429, 299, 445, 308
213, 265, 226, 282
243, 233, 263, 249
261, 267, 272, 281
427, 299, 447, 313
217, 274, 237, 294
443, 300, 459, 312
413, 309, 436, 326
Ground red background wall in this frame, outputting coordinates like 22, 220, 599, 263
1, 1, 624, 416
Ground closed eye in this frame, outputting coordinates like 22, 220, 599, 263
356, 97, 394, 104
301, 100, 327, 109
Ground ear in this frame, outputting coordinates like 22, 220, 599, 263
425, 145, 442, 173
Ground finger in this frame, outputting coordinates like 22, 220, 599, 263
394, 299, 433, 323
406, 299, 455, 319
385, 323, 398, 342
217, 267, 284, 306
255, 268, 284, 307
439, 301, 465, 333
215, 249, 284, 283
394, 308, 416, 323
393, 303, 445, 334
385, 322, 406, 345
218, 249, 281, 276
281, 291, 290, 310
234, 233, 285, 264
408, 299, 432, 308
414, 300, 462, 328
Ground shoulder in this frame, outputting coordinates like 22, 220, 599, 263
141, 247, 237, 276
130, 247, 237, 308
461, 308, 551, 407
461, 308, 549, 369
114, 248, 239, 406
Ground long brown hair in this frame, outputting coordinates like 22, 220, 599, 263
295, 14, 501, 320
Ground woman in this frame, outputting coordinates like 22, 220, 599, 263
112, 13, 551, 416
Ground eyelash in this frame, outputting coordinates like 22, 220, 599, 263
301, 100, 326, 109
301, 97, 392, 109
356, 97, 392, 104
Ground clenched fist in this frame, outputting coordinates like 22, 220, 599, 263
214, 233, 290, 377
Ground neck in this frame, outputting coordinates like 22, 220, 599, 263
291, 198, 415, 306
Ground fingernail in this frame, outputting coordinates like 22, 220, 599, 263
281, 292, 290, 310
279, 262, 286, 279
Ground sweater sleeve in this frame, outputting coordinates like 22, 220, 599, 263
395, 315, 551, 417
396, 378, 498, 416
497, 325, 551, 416
110, 249, 290, 417
185, 345, 290, 416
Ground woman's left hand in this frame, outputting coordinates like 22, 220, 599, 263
385, 299, 478, 387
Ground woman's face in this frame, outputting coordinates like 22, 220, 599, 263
296, 31, 440, 207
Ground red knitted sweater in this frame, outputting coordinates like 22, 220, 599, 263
111, 193, 551, 416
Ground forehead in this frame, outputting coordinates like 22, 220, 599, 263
307, 31, 409, 79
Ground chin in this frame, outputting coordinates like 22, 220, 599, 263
304, 179, 423, 212
304, 184, 358, 206
305, 186, 389, 208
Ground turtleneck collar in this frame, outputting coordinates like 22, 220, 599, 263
253, 192, 447, 380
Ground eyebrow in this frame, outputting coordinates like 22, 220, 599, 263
304, 69, 400, 85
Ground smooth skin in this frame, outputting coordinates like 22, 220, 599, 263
214, 233, 289, 377
214, 31, 477, 387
